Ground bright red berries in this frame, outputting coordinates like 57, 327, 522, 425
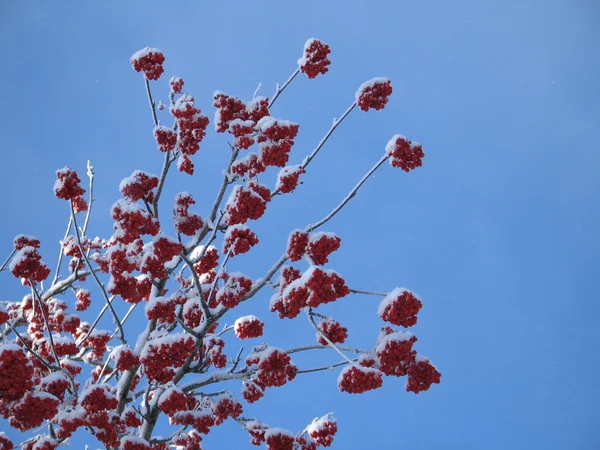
119, 170, 159, 202
257, 117, 299, 168
113, 345, 139, 372
307, 413, 338, 447
169, 76, 184, 93
9, 246, 50, 283
153, 126, 178, 152
130, 48, 165, 81
120, 436, 152, 450
385, 135, 425, 172
223, 225, 259, 256
265, 428, 295, 450
54, 167, 86, 201
0, 344, 34, 402
234, 315, 264, 339
338, 365, 383, 394
307, 232, 341, 265
298, 39, 331, 79
246, 347, 297, 389
13, 234, 40, 251
405, 356, 442, 394
276, 165, 305, 194
158, 386, 191, 416
80, 384, 118, 413
140, 333, 196, 383
173, 192, 204, 236
225, 185, 268, 225
0, 432, 13, 450
9, 392, 60, 431
375, 330, 417, 377
378, 288, 423, 327
216, 272, 253, 308
355, 78, 393, 111
211, 394, 243, 424
316, 319, 348, 346
286, 230, 309, 262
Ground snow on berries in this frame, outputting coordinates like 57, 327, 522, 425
111, 200, 160, 244
298, 38, 331, 79
265, 428, 295, 450
13, 234, 40, 251
0, 344, 35, 402
307, 232, 341, 265
113, 345, 140, 372
216, 272, 253, 308
169, 76, 184, 93
355, 77, 393, 111
307, 413, 338, 447
153, 126, 178, 152
80, 383, 118, 413
242, 380, 264, 404
158, 386, 191, 416
385, 134, 425, 172
9, 245, 50, 283
286, 230, 309, 262
225, 185, 268, 225
276, 165, 305, 194
9, 392, 60, 431
222, 224, 259, 256
140, 333, 197, 383
0, 433, 13, 450
378, 288, 423, 327
234, 315, 264, 339
375, 329, 417, 377
120, 436, 152, 450
173, 192, 204, 236
53, 167, 86, 201
130, 47, 165, 80
211, 393, 243, 424
119, 170, 159, 202
246, 347, 297, 390
338, 365, 383, 394
257, 117, 299, 168
316, 319, 348, 346
405, 355, 442, 394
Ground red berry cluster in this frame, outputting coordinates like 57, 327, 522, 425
0, 345, 34, 402
29, 437, 57, 450
286, 230, 309, 262
153, 126, 178, 152
222, 225, 259, 256
213, 92, 270, 134
130, 48, 165, 81
257, 117, 299, 167
80, 384, 118, 413
375, 330, 417, 377
173, 192, 204, 236
216, 272, 252, 308
170, 409, 215, 435
75, 288, 91, 311
0, 432, 13, 450
121, 406, 142, 427
120, 436, 152, 450
84, 330, 111, 360
111, 200, 160, 244
265, 428, 295, 450
169, 76, 184, 93
229, 119, 256, 150
234, 315, 264, 339
203, 336, 227, 369
225, 185, 269, 225
231, 153, 266, 178
242, 380, 265, 404
13, 235, 40, 251
276, 165, 305, 193
385, 135, 425, 172
9, 392, 60, 431
298, 39, 331, 79
0, 305, 8, 326
317, 320, 348, 346
307, 232, 341, 265
9, 246, 50, 283
173, 430, 203, 450
172, 95, 210, 160
378, 288, 422, 327
158, 387, 190, 416
145, 296, 177, 323
304, 268, 350, 307
113, 345, 139, 372
212, 394, 243, 425
193, 245, 219, 275
246, 347, 297, 389
337, 365, 383, 394
54, 167, 86, 201
107, 274, 152, 304
72, 195, 89, 213
119, 170, 159, 202
405, 357, 442, 394
140, 334, 196, 383
307, 413, 338, 447
355, 78, 393, 111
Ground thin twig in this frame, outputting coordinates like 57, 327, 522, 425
307, 307, 354, 365
180, 254, 211, 322
269, 67, 300, 108
82, 160, 95, 235
349, 288, 387, 296
296, 359, 354, 374
50, 217, 73, 287
0, 248, 16, 272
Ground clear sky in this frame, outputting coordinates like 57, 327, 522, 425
0, 1, 599, 449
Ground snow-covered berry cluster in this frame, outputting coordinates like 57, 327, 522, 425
405, 356, 442, 394
234, 315, 264, 339
385, 135, 425, 172
355, 77, 393, 111
337, 365, 383, 394
216, 272, 253, 308
375, 329, 417, 377
130, 47, 165, 81
153, 126, 177, 152
211, 394, 243, 425
140, 334, 197, 383
119, 170, 159, 202
53, 167, 86, 201
222, 225, 259, 256
276, 165, 305, 194
9, 245, 50, 284
316, 320, 348, 346
169, 76, 184, 94
246, 347, 297, 391
257, 117, 300, 168
113, 345, 140, 372
307, 413, 338, 447
225, 185, 269, 225
298, 39, 331, 79
378, 288, 423, 327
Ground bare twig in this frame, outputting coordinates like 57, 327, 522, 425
180, 254, 211, 323
349, 288, 387, 296
50, 217, 73, 287
82, 160, 95, 235
269, 67, 300, 108
145, 78, 159, 127
296, 359, 354, 374
0, 248, 16, 272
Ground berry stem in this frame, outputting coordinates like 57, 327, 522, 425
349, 288, 387, 296
0, 248, 16, 272
269, 67, 300, 108
50, 216, 73, 287
307, 308, 354, 365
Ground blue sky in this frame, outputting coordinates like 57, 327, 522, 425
1, 1, 599, 449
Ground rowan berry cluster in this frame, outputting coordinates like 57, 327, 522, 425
317, 320, 348, 346
337, 365, 383, 394
385, 135, 425, 172
119, 170, 159, 202
222, 225, 259, 256
307, 413, 338, 447
212, 394, 243, 425
298, 39, 331, 79
257, 117, 299, 167
276, 165, 305, 193
234, 315, 264, 339
53, 167, 86, 201
405, 357, 442, 394
169, 76, 184, 94
215, 272, 252, 308
246, 347, 297, 390
378, 288, 423, 327
130, 48, 165, 80
113, 345, 140, 372
173, 192, 204, 236
140, 334, 197, 383
376, 330, 417, 377
355, 78, 393, 111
